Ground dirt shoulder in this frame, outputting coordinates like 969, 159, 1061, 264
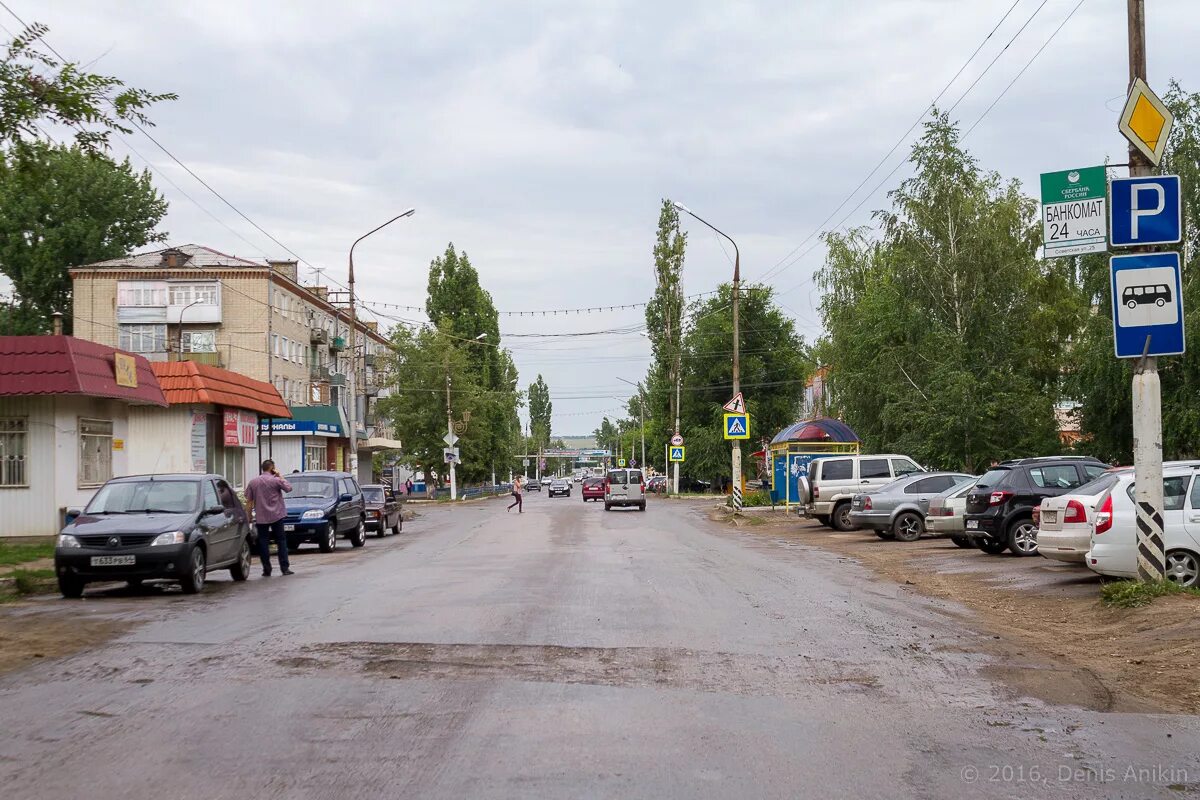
708, 507, 1199, 715
0, 602, 132, 675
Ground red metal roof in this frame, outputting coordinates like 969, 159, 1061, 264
151, 361, 291, 418
0, 336, 167, 406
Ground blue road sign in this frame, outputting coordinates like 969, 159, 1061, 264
1111, 252, 1185, 358
1110, 175, 1182, 247
723, 413, 750, 440
669, 446, 685, 462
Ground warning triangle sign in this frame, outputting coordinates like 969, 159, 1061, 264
722, 392, 745, 413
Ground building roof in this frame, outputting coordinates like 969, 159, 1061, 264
770, 417, 860, 446
75, 244, 263, 270
151, 361, 291, 418
0, 336, 167, 406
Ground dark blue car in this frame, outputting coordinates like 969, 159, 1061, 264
280, 471, 367, 552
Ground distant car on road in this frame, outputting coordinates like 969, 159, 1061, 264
361, 484, 402, 537
582, 477, 606, 502
541, 476, 553, 487
848, 472, 975, 541
605, 468, 646, 511
646, 475, 667, 494
281, 471, 367, 552
55, 473, 254, 597
549, 478, 572, 497
524, 477, 541, 492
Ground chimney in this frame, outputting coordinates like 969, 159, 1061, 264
51, 311, 63, 336
160, 247, 191, 268
306, 285, 328, 301
366, 322, 378, 333
268, 260, 299, 283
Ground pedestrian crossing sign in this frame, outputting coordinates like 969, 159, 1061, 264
723, 413, 750, 440
670, 446, 685, 462
618, 458, 626, 467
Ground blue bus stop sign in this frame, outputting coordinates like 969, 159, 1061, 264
1110, 252, 1185, 358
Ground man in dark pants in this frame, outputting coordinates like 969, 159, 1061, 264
244, 459, 294, 576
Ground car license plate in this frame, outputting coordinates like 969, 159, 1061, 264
284, 524, 295, 532
966, 519, 979, 530
1043, 511, 1057, 524
613, 494, 626, 500
90, 555, 135, 567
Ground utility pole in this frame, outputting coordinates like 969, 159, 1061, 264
446, 358, 457, 501
1127, 0, 1166, 581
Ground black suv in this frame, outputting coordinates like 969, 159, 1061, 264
963, 456, 1109, 556
280, 471, 367, 551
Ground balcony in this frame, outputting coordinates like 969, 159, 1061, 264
363, 412, 377, 427
310, 364, 331, 381
329, 336, 346, 352
169, 351, 224, 367
310, 328, 329, 345
364, 383, 380, 397
363, 353, 377, 368
330, 373, 347, 387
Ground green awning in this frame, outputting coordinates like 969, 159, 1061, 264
260, 404, 345, 436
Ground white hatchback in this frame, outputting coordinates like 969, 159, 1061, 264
1037, 469, 1128, 564
1087, 466, 1200, 587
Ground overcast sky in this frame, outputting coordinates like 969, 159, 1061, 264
19, 0, 1200, 435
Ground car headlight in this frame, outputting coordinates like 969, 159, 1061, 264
150, 531, 186, 546
58, 533, 81, 549
301, 509, 325, 520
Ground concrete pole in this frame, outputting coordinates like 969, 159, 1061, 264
673, 353, 681, 496
1127, 0, 1165, 581
446, 363, 457, 501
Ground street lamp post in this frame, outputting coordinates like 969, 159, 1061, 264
616, 377, 646, 472
674, 202, 743, 510
347, 208, 415, 480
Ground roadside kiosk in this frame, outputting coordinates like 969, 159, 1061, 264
767, 418, 861, 508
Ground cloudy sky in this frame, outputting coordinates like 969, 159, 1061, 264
19, 0, 1200, 435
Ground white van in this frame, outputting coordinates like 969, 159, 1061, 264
803, 454, 924, 531
605, 468, 646, 512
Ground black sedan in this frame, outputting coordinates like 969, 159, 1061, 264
549, 479, 571, 497
55, 473, 253, 597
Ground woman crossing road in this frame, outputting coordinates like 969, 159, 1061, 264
508, 475, 524, 513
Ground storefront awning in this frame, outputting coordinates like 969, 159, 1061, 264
261, 404, 343, 436
0, 335, 167, 406
362, 437, 403, 451
151, 361, 290, 417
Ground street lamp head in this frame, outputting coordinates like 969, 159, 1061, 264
672, 201, 691, 214
400, 208, 416, 218
474, 332, 488, 340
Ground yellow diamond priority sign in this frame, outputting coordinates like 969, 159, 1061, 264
1119, 78, 1173, 166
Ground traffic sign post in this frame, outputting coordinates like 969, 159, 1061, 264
1119, 77, 1173, 166
669, 446, 685, 463
723, 413, 750, 440
1040, 166, 1107, 258
618, 458, 626, 468
1111, 252, 1184, 358
670, 434, 684, 447
443, 447, 460, 464
722, 392, 746, 414
1110, 175, 1181, 247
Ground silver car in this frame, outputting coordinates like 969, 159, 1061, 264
848, 472, 975, 541
924, 478, 979, 547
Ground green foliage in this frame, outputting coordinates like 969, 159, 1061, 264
678, 286, 810, 483
1100, 579, 1200, 608
739, 490, 772, 507
0, 22, 175, 152
644, 199, 687, 456
11, 568, 55, 595
0, 540, 55, 566
1069, 81, 1200, 462
528, 375, 552, 449
817, 113, 1077, 472
0, 141, 168, 333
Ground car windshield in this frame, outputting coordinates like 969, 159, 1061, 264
85, 480, 200, 514
974, 468, 1012, 488
949, 478, 977, 497
362, 487, 385, 503
286, 477, 336, 499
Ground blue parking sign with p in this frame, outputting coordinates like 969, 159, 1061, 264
1110, 175, 1181, 247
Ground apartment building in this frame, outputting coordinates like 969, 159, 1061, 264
70, 245, 397, 480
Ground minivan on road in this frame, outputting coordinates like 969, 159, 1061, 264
605, 468, 646, 511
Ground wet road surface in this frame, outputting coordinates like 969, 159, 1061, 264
1, 494, 1198, 799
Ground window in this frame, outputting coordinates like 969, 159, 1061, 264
119, 324, 166, 353
305, 441, 327, 471
820, 459, 852, 480
338, 477, 355, 497
1083, 464, 1108, 480
86, 479, 199, 514
182, 330, 216, 353
907, 476, 955, 494
216, 480, 240, 512
1029, 464, 1082, 489
78, 418, 113, 487
1132, 476, 1189, 511
629, 470, 643, 484
890, 458, 922, 476
117, 281, 167, 307
203, 479, 221, 511
169, 282, 218, 306
0, 417, 27, 487
859, 459, 889, 479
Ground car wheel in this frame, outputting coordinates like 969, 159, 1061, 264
375, 522, 386, 538
350, 519, 366, 548
978, 538, 1009, 555
1007, 519, 1039, 556
830, 502, 853, 531
1166, 549, 1200, 587
639, 502, 646, 511
58, 574, 85, 599
950, 534, 974, 549
815, 514, 831, 527
874, 530, 895, 540
392, 516, 402, 535
230, 538, 252, 581
318, 524, 336, 553
180, 546, 206, 594
892, 512, 924, 542
604, 503, 612, 511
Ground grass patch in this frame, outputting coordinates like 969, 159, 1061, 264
0, 540, 55, 567
1100, 579, 1200, 608
0, 568, 57, 602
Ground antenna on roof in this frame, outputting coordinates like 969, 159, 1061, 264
310, 266, 326, 286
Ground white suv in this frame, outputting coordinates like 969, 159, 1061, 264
803, 454, 924, 531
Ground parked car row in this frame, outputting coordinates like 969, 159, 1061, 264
805, 452, 1200, 588
54, 470, 405, 598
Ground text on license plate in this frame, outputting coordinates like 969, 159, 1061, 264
284, 524, 295, 532
966, 519, 979, 530
1043, 511, 1057, 524
90, 555, 135, 566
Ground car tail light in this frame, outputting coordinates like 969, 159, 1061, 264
988, 491, 1012, 506
1064, 499, 1086, 523
863, 497, 872, 510
1094, 494, 1113, 535
1031, 506, 1040, 525
813, 485, 820, 498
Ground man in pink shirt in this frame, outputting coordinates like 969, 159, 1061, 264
245, 459, 293, 577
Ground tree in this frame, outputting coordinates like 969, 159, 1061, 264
0, 23, 175, 152
817, 113, 1079, 472
678, 286, 810, 485
527, 375, 552, 450
1069, 81, 1200, 462
644, 199, 687, 450
0, 142, 168, 333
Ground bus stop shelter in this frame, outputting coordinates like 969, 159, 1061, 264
767, 417, 860, 507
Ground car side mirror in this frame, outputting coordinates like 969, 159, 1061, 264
207, 505, 226, 515
339, 493, 354, 503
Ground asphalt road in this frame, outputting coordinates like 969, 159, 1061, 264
1, 494, 1197, 799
